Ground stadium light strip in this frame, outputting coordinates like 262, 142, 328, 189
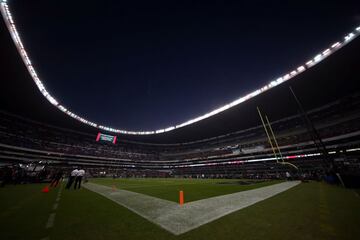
175, 147, 360, 168
174, 152, 323, 168
1, 0, 360, 135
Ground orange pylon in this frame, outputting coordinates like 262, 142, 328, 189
179, 190, 184, 205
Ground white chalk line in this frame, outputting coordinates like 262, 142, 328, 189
84, 181, 300, 235
42, 185, 63, 240
52, 203, 58, 210
45, 213, 56, 229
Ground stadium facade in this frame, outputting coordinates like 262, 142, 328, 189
0, 1, 360, 183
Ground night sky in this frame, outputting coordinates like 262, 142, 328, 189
9, 0, 360, 131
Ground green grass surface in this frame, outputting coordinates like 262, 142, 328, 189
1, 180, 360, 240
90, 178, 279, 202
0, 183, 58, 240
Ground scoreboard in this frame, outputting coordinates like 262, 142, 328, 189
96, 132, 117, 144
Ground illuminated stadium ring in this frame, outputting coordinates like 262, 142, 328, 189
1, 0, 360, 135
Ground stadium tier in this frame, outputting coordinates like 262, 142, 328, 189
1, 7, 360, 181
1, 92, 359, 180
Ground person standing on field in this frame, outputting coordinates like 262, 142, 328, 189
286, 171, 291, 181
66, 168, 78, 189
74, 169, 85, 189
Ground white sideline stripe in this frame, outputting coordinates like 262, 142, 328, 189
84, 181, 300, 235
46, 213, 56, 228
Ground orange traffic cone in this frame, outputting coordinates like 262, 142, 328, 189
42, 186, 50, 193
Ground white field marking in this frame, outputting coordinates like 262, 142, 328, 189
45, 187, 62, 230
84, 181, 300, 235
46, 213, 56, 228
56, 187, 62, 200
53, 203, 58, 210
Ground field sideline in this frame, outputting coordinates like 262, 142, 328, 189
0, 178, 360, 240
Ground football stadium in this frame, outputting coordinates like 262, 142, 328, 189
1, 1, 360, 239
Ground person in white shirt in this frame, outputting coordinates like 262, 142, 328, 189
74, 169, 85, 189
66, 169, 79, 189
286, 171, 291, 181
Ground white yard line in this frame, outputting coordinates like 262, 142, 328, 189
84, 181, 300, 235
52, 203, 58, 211
42, 185, 63, 240
45, 213, 56, 229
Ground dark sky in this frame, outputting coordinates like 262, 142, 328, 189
9, 0, 360, 131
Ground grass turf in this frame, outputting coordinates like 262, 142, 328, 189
0, 183, 59, 240
0, 180, 360, 240
90, 178, 280, 202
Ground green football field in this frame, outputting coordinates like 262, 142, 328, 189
0, 178, 360, 240
90, 178, 280, 202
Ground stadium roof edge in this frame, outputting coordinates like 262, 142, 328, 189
1, 1, 360, 136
